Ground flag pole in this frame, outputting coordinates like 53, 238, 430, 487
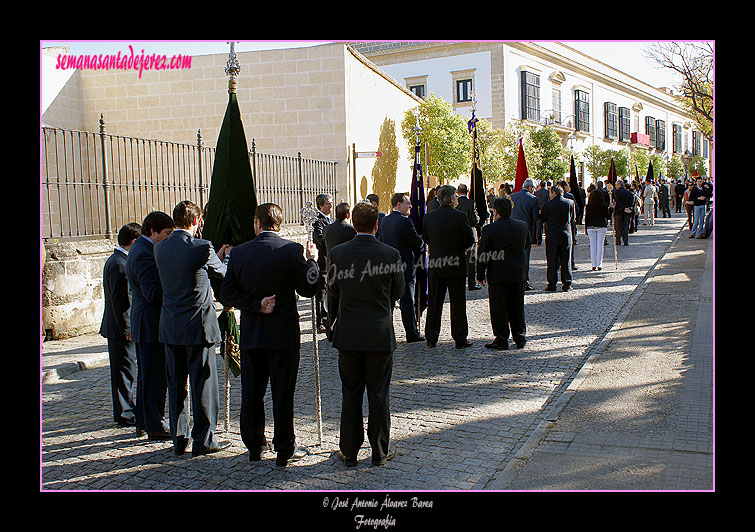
412, 108, 423, 328
301, 201, 323, 446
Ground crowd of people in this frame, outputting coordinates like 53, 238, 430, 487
99, 172, 712, 469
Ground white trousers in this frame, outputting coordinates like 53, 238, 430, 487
587, 226, 607, 269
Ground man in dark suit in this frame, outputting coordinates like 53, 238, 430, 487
126, 211, 174, 440
100, 223, 141, 429
612, 179, 635, 246
534, 180, 550, 245
327, 202, 404, 466
366, 193, 388, 240
455, 183, 481, 290
379, 192, 425, 343
510, 178, 539, 291
312, 193, 333, 332
422, 185, 476, 348
154, 200, 232, 457
477, 197, 531, 350
674, 179, 685, 213
323, 202, 357, 342
540, 185, 576, 292
559, 180, 579, 270
219, 203, 319, 466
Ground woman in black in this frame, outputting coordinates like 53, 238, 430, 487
584, 187, 611, 271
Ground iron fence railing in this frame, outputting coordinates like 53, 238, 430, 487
41, 115, 338, 240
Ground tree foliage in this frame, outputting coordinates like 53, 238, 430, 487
644, 42, 713, 140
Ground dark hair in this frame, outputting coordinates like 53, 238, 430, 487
365, 193, 380, 205
334, 202, 351, 221
172, 200, 202, 229
255, 203, 284, 231
117, 223, 141, 247
493, 197, 512, 218
390, 192, 409, 208
141, 211, 174, 238
437, 185, 456, 205
351, 202, 379, 233
316, 193, 332, 208
456, 183, 468, 195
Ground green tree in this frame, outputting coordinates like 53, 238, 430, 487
528, 125, 568, 183
371, 117, 399, 211
666, 155, 685, 181
401, 93, 471, 185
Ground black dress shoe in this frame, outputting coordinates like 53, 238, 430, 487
544, 285, 557, 292
192, 440, 231, 457
407, 335, 425, 343
148, 430, 172, 441
562, 284, 572, 292
514, 338, 527, 349
485, 339, 508, 350
426, 340, 437, 348
338, 450, 357, 467
455, 341, 473, 349
249, 442, 273, 462
525, 282, 534, 291
116, 417, 136, 427
372, 449, 396, 466
174, 438, 190, 456
467, 284, 481, 291
276, 444, 309, 467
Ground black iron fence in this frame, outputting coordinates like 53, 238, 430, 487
41, 115, 338, 240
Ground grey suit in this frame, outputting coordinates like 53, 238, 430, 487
154, 229, 227, 454
510, 189, 539, 284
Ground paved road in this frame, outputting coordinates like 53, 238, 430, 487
41, 212, 713, 498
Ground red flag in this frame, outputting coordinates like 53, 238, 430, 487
513, 138, 528, 192
606, 158, 617, 187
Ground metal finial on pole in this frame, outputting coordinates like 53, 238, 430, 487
225, 41, 241, 93
300, 201, 323, 447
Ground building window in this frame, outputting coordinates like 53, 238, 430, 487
619, 107, 631, 142
410, 84, 426, 99
521, 71, 540, 122
673, 124, 682, 154
575, 90, 590, 132
645, 116, 656, 148
552, 88, 561, 124
703, 137, 709, 159
456, 79, 473, 103
604, 102, 618, 139
692, 131, 701, 156
655, 119, 666, 150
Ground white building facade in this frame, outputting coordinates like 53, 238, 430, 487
352, 41, 710, 188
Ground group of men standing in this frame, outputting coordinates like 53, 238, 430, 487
97, 171, 598, 470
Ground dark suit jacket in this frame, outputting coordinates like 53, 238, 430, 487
540, 196, 576, 246
456, 195, 479, 230
324, 220, 356, 254
375, 211, 387, 241
510, 189, 539, 237
378, 211, 424, 280
422, 204, 476, 278
534, 188, 550, 209
426, 198, 439, 213
219, 231, 319, 351
327, 234, 404, 352
100, 248, 131, 340
126, 236, 163, 343
154, 230, 226, 346
613, 186, 635, 213
477, 217, 531, 284
312, 211, 332, 273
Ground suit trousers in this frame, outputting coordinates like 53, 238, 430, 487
337, 349, 393, 462
106, 338, 137, 424
545, 240, 572, 289
488, 282, 526, 345
425, 276, 468, 345
399, 276, 421, 340
240, 348, 300, 455
315, 273, 328, 327
164, 343, 220, 452
134, 341, 169, 433
613, 213, 631, 245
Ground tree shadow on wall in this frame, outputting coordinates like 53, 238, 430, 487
371, 117, 399, 212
